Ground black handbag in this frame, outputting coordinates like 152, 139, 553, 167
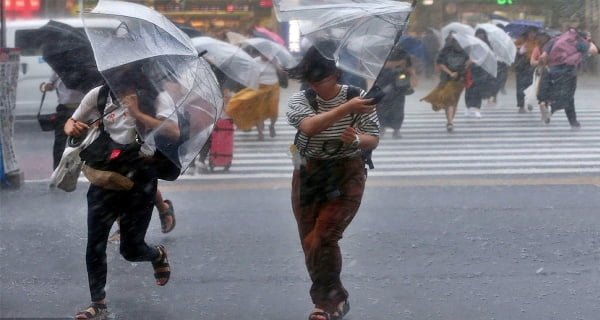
37, 91, 58, 131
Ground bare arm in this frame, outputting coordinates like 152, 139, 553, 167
122, 94, 180, 140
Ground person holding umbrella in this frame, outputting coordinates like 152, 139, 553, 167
421, 33, 470, 132
287, 45, 379, 320
66, 63, 175, 319
464, 29, 496, 118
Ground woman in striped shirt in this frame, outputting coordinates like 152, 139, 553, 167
286, 44, 379, 320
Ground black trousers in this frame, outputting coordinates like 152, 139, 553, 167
515, 64, 534, 108
546, 65, 579, 125
85, 178, 159, 302
53, 105, 76, 169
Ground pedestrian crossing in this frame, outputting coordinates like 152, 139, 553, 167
180, 104, 600, 180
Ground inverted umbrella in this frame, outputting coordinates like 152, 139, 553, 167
452, 32, 497, 77
475, 23, 517, 65
441, 22, 475, 40
37, 20, 104, 92
83, 0, 223, 172
274, 0, 414, 81
191, 36, 261, 89
240, 37, 297, 68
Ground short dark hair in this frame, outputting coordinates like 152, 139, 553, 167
287, 41, 338, 83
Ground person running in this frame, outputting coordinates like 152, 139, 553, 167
421, 33, 469, 132
286, 44, 379, 320
65, 63, 175, 319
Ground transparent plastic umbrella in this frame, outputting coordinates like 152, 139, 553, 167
191, 36, 261, 90
452, 32, 497, 77
82, 0, 223, 172
240, 37, 298, 69
441, 22, 475, 40
476, 23, 517, 65
274, 0, 414, 81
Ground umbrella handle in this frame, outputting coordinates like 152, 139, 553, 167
198, 50, 208, 57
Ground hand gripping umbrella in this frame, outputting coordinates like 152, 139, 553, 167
475, 23, 517, 65
37, 20, 104, 92
274, 0, 415, 85
83, 0, 223, 172
191, 36, 262, 90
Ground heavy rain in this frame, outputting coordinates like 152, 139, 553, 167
1, 0, 599, 319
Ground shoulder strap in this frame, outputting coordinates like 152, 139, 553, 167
96, 84, 110, 130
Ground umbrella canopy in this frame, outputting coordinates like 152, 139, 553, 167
505, 20, 543, 38
476, 23, 517, 65
225, 31, 248, 46
83, 0, 223, 172
441, 22, 475, 40
37, 20, 104, 92
399, 35, 427, 61
240, 37, 297, 68
452, 32, 497, 77
274, 0, 413, 81
252, 26, 285, 46
191, 36, 261, 90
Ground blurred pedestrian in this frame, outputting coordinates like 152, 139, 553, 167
529, 31, 553, 123
514, 28, 538, 113
40, 72, 85, 169
464, 29, 496, 118
421, 34, 469, 132
538, 20, 598, 128
377, 47, 418, 138
286, 45, 379, 320
423, 28, 441, 79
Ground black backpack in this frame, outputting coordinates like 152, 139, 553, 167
298, 86, 374, 169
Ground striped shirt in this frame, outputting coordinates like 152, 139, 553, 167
287, 85, 379, 159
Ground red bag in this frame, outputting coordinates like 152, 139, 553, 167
464, 68, 473, 89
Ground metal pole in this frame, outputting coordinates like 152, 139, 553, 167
1, 0, 6, 48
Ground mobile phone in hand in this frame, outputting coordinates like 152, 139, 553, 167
363, 85, 385, 105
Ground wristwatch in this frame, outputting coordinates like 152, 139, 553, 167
350, 134, 360, 148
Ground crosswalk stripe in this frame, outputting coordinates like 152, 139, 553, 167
185, 107, 600, 179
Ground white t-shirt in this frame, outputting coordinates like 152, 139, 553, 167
72, 86, 176, 146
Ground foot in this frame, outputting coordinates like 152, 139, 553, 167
392, 129, 401, 139
527, 104, 534, 111
518, 107, 526, 114
464, 108, 472, 117
269, 124, 276, 138
75, 302, 107, 319
257, 131, 264, 141
108, 229, 120, 243
473, 110, 482, 118
570, 121, 581, 130
331, 300, 350, 320
446, 123, 454, 132
308, 308, 331, 320
159, 200, 176, 234
152, 245, 171, 286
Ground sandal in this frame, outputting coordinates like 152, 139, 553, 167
308, 308, 331, 320
152, 245, 171, 286
331, 300, 350, 320
74, 302, 107, 319
159, 200, 176, 234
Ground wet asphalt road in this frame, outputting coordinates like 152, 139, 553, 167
1, 178, 599, 319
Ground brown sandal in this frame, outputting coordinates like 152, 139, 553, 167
74, 302, 107, 319
152, 245, 170, 286
159, 200, 176, 234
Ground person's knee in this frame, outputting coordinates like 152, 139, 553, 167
120, 244, 145, 261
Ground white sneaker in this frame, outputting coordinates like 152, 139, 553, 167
464, 108, 473, 117
474, 110, 482, 118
